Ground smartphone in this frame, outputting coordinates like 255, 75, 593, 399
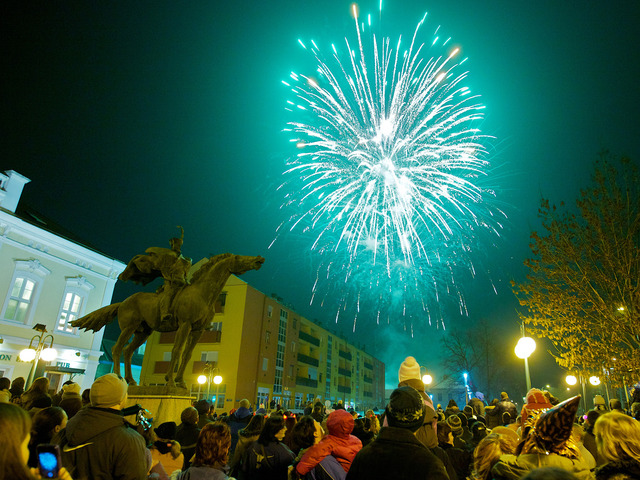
37, 444, 61, 479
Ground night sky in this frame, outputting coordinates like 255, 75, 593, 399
3, 1, 639, 392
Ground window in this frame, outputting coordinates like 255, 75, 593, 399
2, 260, 50, 325
57, 292, 83, 333
56, 277, 94, 334
267, 305, 273, 317
262, 358, 269, 371
265, 331, 271, 344
291, 341, 296, 353
210, 322, 222, 331
5, 277, 35, 322
163, 352, 172, 361
200, 351, 219, 363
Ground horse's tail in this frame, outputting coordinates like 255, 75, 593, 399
71, 303, 120, 332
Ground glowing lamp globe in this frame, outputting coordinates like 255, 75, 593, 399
589, 376, 601, 386
422, 374, 433, 385
41, 347, 57, 362
514, 337, 536, 359
197, 375, 207, 385
566, 375, 578, 386
19, 348, 37, 362
213, 375, 223, 385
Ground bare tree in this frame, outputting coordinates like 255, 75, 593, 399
440, 320, 506, 399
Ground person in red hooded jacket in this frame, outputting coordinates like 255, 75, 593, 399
295, 409, 362, 477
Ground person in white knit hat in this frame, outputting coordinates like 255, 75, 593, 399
396, 356, 457, 480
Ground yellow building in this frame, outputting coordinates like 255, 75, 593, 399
140, 274, 386, 412
0, 170, 126, 391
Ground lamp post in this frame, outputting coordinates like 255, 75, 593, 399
19, 324, 57, 388
197, 374, 206, 400
514, 336, 536, 392
202, 362, 223, 411
566, 374, 600, 412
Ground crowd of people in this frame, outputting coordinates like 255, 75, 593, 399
1, 358, 639, 480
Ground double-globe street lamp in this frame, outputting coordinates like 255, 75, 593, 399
19, 324, 57, 388
197, 361, 223, 410
566, 374, 601, 412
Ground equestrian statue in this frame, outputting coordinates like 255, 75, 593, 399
71, 228, 265, 388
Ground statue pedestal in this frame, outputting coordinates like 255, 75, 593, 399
126, 386, 194, 426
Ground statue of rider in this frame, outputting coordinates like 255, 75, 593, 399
119, 227, 192, 332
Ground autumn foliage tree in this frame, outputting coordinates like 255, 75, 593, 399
513, 153, 640, 387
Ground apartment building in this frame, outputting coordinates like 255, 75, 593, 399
139, 273, 385, 412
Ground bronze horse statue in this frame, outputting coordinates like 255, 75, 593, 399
72, 254, 265, 387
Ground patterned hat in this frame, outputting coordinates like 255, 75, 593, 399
521, 395, 581, 458
386, 386, 425, 431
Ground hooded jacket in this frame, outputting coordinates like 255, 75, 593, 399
296, 410, 362, 475
226, 406, 253, 454
54, 406, 148, 480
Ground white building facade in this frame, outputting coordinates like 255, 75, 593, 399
0, 170, 125, 391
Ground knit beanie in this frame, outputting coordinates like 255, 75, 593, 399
398, 356, 421, 384
62, 382, 81, 400
386, 386, 425, 432
522, 388, 553, 429
90, 373, 128, 408
181, 406, 199, 425
446, 414, 463, 436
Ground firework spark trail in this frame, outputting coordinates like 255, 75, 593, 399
276, 6, 504, 331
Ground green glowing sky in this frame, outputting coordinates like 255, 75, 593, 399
3, 1, 639, 392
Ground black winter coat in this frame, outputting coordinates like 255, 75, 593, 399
53, 407, 148, 480
345, 427, 449, 480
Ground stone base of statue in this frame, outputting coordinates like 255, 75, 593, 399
125, 385, 194, 426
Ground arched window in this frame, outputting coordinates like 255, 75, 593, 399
1, 259, 50, 325
56, 276, 94, 334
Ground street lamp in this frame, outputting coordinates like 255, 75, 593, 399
514, 336, 536, 392
202, 362, 223, 411
19, 324, 57, 388
213, 374, 223, 411
197, 375, 207, 400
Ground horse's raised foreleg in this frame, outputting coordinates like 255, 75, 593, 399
122, 329, 151, 386
175, 329, 204, 389
111, 325, 137, 380
166, 322, 191, 387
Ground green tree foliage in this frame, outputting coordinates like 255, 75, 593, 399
513, 153, 640, 387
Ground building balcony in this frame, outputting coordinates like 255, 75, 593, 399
338, 367, 351, 377
159, 330, 221, 344
297, 352, 319, 367
337, 385, 351, 394
192, 361, 218, 374
153, 361, 176, 374
298, 330, 320, 346
296, 377, 318, 388
338, 350, 352, 361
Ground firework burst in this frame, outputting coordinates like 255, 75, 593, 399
275, 6, 504, 331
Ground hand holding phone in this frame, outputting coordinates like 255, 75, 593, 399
37, 444, 61, 479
